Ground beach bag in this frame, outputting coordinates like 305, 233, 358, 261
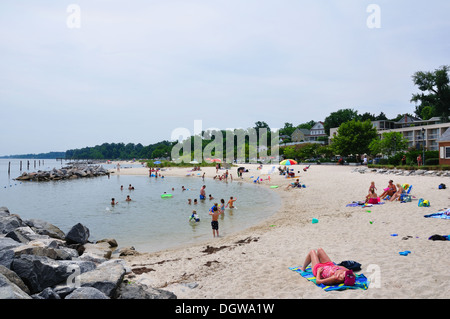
439, 183, 446, 189
338, 260, 361, 271
418, 199, 430, 207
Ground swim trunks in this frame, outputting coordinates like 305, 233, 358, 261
200, 195, 205, 200
211, 221, 219, 230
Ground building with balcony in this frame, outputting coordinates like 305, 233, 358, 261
329, 115, 450, 152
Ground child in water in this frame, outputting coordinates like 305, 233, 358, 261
189, 210, 200, 223
226, 196, 237, 208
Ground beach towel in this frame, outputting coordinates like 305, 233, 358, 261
424, 209, 450, 220
289, 265, 369, 291
346, 201, 384, 207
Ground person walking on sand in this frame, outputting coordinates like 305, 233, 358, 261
209, 206, 223, 237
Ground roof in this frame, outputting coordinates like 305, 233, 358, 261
438, 127, 450, 142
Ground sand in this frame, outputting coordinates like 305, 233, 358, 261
110, 162, 450, 299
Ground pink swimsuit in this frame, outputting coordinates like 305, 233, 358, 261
313, 262, 345, 279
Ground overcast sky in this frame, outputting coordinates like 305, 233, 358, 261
1, 0, 449, 155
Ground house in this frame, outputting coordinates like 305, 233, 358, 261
438, 128, 450, 165
307, 121, 327, 142
291, 128, 310, 142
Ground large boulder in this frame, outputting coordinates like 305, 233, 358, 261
31, 287, 61, 299
65, 287, 109, 299
79, 242, 113, 263
0, 214, 25, 234
23, 219, 65, 240
77, 259, 127, 297
115, 282, 177, 299
0, 237, 22, 268
0, 265, 30, 294
10, 255, 72, 294
0, 273, 31, 299
65, 223, 90, 245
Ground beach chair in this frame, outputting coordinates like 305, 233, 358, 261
400, 185, 413, 202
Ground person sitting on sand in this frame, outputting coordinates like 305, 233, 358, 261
300, 248, 355, 286
380, 180, 397, 199
389, 184, 406, 202
365, 188, 379, 204
287, 179, 301, 189
365, 181, 377, 202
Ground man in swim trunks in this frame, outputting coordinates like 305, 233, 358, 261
300, 248, 354, 286
209, 206, 222, 237
200, 185, 206, 200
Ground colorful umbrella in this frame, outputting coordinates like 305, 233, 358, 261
280, 159, 297, 165
211, 158, 222, 162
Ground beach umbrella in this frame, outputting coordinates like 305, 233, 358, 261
154, 161, 162, 164
189, 160, 199, 164
211, 158, 222, 162
280, 159, 297, 165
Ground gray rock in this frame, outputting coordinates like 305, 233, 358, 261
116, 282, 177, 299
65, 287, 109, 299
0, 273, 31, 299
77, 259, 127, 297
0, 264, 30, 294
0, 214, 25, 234
24, 219, 65, 240
0, 236, 22, 268
31, 287, 61, 299
65, 223, 90, 245
0, 207, 10, 217
10, 255, 72, 294
78, 242, 113, 264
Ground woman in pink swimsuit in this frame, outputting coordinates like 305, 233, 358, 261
300, 248, 354, 286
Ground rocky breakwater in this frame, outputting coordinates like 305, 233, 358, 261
0, 206, 176, 299
15, 165, 110, 182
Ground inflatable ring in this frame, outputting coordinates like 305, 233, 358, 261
161, 194, 173, 198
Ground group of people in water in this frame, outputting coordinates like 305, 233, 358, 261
187, 183, 238, 237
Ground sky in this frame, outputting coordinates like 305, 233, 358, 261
1, 0, 449, 155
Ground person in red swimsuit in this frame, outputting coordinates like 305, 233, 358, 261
300, 248, 355, 286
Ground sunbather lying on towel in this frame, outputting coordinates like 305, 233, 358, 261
299, 248, 355, 286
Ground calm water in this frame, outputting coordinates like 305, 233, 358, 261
0, 159, 280, 253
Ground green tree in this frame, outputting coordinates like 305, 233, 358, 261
323, 108, 359, 135
331, 120, 377, 156
369, 131, 409, 157
411, 65, 450, 121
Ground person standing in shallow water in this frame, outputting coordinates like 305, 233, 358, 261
209, 206, 223, 237
200, 185, 206, 200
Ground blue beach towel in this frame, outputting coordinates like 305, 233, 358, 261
289, 265, 370, 291
424, 209, 450, 220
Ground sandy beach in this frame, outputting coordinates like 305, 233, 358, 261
111, 162, 449, 299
